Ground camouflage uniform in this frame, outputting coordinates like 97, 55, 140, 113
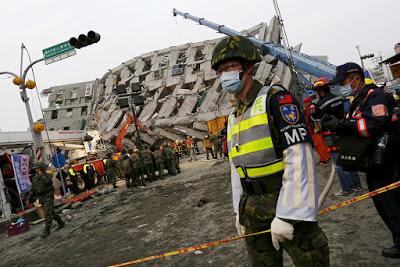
105, 156, 118, 188
212, 35, 329, 267
30, 163, 64, 238
129, 152, 146, 186
120, 155, 134, 187
164, 146, 178, 175
239, 178, 329, 266
153, 149, 165, 179
140, 148, 155, 181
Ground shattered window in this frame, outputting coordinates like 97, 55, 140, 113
194, 48, 205, 61
177, 51, 187, 64
66, 108, 73, 117
192, 63, 200, 73
71, 89, 78, 99
55, 93, 63, 104
159, 54, 169, 68
154, 70, 163, 79
172, 64, 185, 76
84, 84, 93, 96
51, 110, 58, 120
143, 59, 152, 72
81, 106, 88, 116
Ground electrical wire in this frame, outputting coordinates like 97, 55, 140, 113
271, 0, 305, 96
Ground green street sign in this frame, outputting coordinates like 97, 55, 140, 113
42, 41, 76, 65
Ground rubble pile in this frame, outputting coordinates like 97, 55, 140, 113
87, 16, 295, 147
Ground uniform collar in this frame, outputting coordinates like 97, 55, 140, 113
357, 83, 378, 96
234, 81, 263, 114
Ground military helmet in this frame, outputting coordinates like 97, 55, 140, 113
211, 35, 261, 71
33, 162, 47, 170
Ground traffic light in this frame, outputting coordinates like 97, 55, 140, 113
69, 31, 101, 49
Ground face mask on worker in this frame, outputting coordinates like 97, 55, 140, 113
337, 83, 353, 97
220, 70, 244, 94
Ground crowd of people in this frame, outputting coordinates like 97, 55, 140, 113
170, 134, 228, 161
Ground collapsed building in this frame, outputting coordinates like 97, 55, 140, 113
85, 16, 321, 150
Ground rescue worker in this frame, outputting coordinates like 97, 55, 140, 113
312, 77, 362, 195
172, 141, 180, 163
83, 161, 95, 190
203, 135, 215, 160
140, 145, 155, 181
105, 153, 118, 188
303, 96, 330, 165
186, 136, 197, 161
212, 35, 329, 266
130, 149, 146, 186
67, 163, 79, 194
161, 143, 178, 175
29, 162, 65, 238
322, 62, 400, 258
153, 146, 165, 179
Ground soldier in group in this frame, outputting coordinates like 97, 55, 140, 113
29, 162, 65, 238
153, 146, 165, 179
161, 143, 178, 175
140, 145, 155, 182
104, 152, 118, 188
129, 149, 146, 186
213, 134, 224, 159
120, 153, 134, 188
212, 35, 329, 266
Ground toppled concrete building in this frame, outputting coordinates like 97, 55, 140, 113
87, 17, 315, 149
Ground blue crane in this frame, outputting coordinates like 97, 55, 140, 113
172, 9, 337, 87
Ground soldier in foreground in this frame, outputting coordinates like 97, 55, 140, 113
29, 162, 65, 238
211, 35, 329, 266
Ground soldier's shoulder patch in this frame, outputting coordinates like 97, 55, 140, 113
279, 104, 299, 124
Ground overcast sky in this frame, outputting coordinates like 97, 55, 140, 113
0, 0, 398, 131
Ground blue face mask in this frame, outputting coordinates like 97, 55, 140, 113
337, 84, 353, 97
220, 70, 244, 94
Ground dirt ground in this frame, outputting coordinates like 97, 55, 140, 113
1, 154, 399, 267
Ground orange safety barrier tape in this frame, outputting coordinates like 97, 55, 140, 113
109, 180, 400, 267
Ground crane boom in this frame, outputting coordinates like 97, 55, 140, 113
172, 9, 336, 82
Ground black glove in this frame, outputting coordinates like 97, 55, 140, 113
321, 115, 341, 131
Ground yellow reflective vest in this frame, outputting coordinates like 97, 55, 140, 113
228, 86, 284, 179
68, 168, 76, 176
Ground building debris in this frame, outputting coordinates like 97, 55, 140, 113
85, 16, 322, 149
